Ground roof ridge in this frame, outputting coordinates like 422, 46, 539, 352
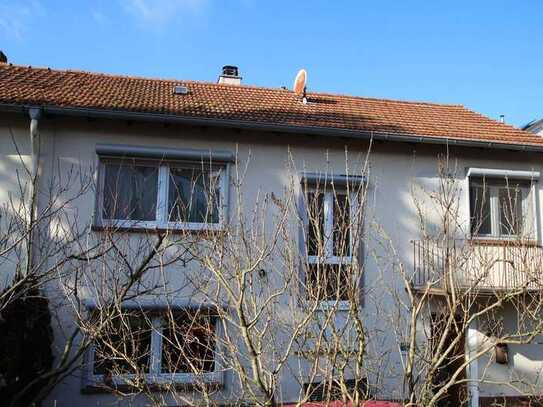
1, 63, 464, 107
0, 63, 289, 91
1, 62, 214, 85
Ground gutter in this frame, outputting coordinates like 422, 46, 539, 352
2, 103, 543, 153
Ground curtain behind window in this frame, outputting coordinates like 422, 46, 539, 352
168, 168, 219, 224
103, 163, 158, 221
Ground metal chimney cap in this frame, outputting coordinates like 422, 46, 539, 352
218, 65, 242, 85
222, 65, 239, 77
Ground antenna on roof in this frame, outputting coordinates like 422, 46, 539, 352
293, 69, 307, 104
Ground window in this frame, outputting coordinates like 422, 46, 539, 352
87, 308, 222, 388
161, 311, 216, 374
98, 158, 226, 230
302, 378, 368, 402
469, 178, 533, 238
102, 162, 158, 222
93, 313, 153, 376
305, 187, 361, 305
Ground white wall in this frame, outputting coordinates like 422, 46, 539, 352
2, 113, 543, 405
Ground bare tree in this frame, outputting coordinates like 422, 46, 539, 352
374, 153, 543, 406
73, 147, 377, 407
5, 132, 543, 407
0, 132, 197, 406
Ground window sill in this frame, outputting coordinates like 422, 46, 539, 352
82, 371, 224, 394
316, 300, 351, 312
91, 224, 225, 235
468, 237, 540, 247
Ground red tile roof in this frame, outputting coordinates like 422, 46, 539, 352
1, 63, 541, 147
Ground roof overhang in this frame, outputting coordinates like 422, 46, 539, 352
3, 103, 543, 153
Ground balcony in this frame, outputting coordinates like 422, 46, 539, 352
412, 239, 543, 294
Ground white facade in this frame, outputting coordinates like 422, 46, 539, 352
2, 111, 543, 406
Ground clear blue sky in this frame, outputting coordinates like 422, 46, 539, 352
1, 0, 541, 127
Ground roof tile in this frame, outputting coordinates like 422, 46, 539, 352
0, 64, 541, 146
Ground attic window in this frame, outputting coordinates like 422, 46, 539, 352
173, 85, 189, 95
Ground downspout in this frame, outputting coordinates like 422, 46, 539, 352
29, 108, 41, 177
466, 318, 480, 407
26, 107, 41, 275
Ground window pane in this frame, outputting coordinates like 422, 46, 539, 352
303, 379, 368, 402
161, 311, 215, 374
306, 263, 350, 302
307, 192, 325, 256
470, 184, 491, 235
333, 193, 351, 256
93, 313, 152, 376
168, 168, 220, 224
499, 187, 523, 236
103, 163, 158, 221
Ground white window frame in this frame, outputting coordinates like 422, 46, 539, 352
305, 188, 361, 310
83, 311, 224, 389
96, 157, 228, 231
469, 178, 534, 240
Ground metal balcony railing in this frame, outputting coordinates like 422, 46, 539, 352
412, 239, 543, 293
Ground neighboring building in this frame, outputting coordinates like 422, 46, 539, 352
524, 119, 543, 136
2, 60, 543, 407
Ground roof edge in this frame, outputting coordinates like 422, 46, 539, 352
2, 103, 543, 153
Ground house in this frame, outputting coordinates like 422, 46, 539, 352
524, 119, 543, 136
2, 59, 543, 407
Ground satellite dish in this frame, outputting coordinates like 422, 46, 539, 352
293, 69, 307, 96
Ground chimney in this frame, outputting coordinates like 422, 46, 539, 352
499, 114, 505, 123
0, 51, 7, 64
218, 65, 241, 85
